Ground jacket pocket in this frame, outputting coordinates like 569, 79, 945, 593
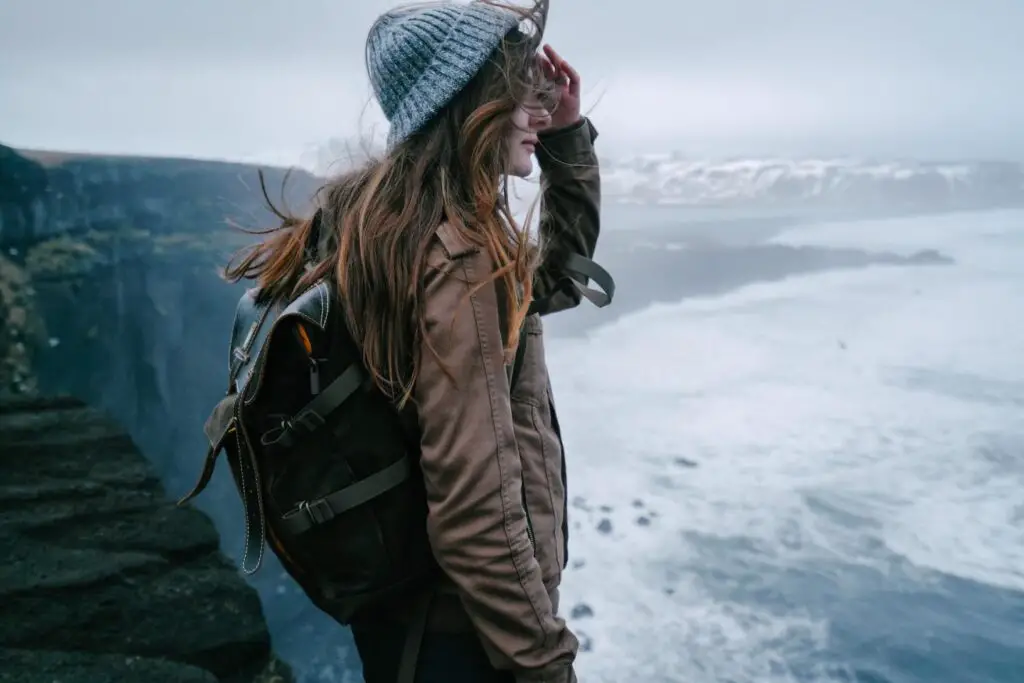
511, 397, 565, 589
509, 314, 546, 405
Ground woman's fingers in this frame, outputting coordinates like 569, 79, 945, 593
542, 44, 579, 91
537, 54, 557, 81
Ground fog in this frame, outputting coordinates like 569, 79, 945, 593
2, 0, 1023, 163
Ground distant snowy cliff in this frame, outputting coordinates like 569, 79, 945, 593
600, 155, 1024, 210
303, 136, 1024, 212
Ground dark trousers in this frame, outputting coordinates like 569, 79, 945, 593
352, 620, 513, 683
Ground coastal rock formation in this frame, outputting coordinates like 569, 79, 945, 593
0, 142, 361, 683
0, 394, 293, 683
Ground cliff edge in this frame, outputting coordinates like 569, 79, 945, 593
0, 394, 293, 683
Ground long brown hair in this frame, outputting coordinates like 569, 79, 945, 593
224, 0, 553, 407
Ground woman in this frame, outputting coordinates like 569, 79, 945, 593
229, 1, 604, 681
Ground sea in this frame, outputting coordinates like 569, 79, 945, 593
540, 205, 1024, 683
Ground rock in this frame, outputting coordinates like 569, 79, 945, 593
0, 395, 292, 683
570, 496, 590, 511
0, 649, 219, 683
636, 515, 651, 527
596, 518, 613, 535
570, 603, 594, 619
907, 248, 953, 265
0, 144, 49, 244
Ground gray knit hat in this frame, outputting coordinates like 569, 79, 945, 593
366, 1, 523, 148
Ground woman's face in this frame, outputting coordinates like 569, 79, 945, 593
506, 93, 551, 178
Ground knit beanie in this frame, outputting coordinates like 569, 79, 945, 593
366, 1, 523, 148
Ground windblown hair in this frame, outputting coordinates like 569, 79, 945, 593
224, 0, 555, 407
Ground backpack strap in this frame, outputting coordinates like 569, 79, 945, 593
176, 393, 238, 506
505, 253, 614, 386
278, 456, 413, 535
528, 252, 615, 316
397, 586, 436, 683
259, 362, 366, 449
260, 307, 415, 537
508, 320, 528, 389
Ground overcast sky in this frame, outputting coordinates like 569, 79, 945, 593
2, 0, 1023, 165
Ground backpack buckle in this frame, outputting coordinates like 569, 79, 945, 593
297, 498, 334, 526
291, 410, 326, 433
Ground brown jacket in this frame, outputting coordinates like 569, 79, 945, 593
412, 118, 601, 683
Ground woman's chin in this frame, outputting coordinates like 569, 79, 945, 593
508, 158, 534, 179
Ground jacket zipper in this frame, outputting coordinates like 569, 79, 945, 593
521, 481, 536, 551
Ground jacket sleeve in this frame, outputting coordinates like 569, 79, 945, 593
412, 231, 579, 683
531, 117, 602, 316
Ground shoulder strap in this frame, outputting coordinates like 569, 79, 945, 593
508, 322, 528, 388
529, 252, 615, 316
509, 253, 615, 384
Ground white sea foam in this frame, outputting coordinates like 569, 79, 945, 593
547, 209, 1024, 682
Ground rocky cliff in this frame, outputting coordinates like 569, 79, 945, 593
0, 393, 292, 683
1, 146, 320, 247
0, 144, 358, 683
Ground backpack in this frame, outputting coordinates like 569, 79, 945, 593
177, 211, 616, 628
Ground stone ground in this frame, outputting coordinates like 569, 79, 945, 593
0, 394, 293, 683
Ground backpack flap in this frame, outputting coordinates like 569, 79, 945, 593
178, 287, 286, 574
240, 280, 335, 405
178, 288, 280, 507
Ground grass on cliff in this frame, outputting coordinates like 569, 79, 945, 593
24, 236, 107, 279
22, 224, 255, 281
0, 253, 46, 395
6, 224, 258, 388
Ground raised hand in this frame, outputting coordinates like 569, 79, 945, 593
537, 44, 582, 131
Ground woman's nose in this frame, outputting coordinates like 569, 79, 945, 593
531, 107, 552, 131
